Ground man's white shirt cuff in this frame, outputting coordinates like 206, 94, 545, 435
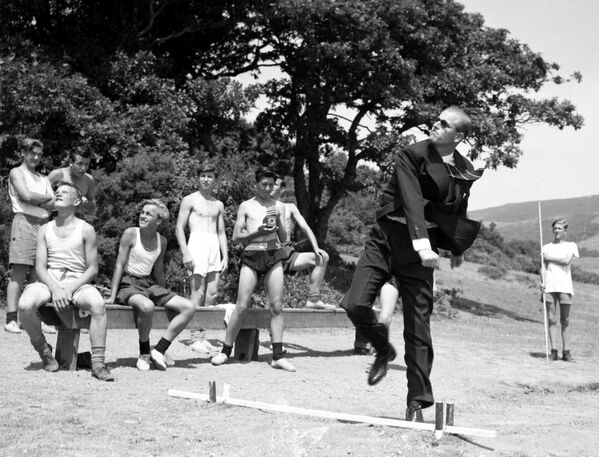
413, 238, 431, 252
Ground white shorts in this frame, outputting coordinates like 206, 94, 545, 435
187, 232, 221, 277
23, 268, 99, 304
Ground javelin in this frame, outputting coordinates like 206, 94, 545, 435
538, 184, 550, 361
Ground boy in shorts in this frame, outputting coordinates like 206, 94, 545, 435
106, 199, 196, 371
6, 138, 54, 334
176, 162, 228, 353
48, 149, 96, 217
271, 177, 335, 310
18, 182, 113, 381
211, 168, 295, 371
541, 218, 579, 361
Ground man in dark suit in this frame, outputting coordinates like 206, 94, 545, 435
341, 106, 483, 422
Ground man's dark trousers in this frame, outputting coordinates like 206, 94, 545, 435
341, 219, 436, 408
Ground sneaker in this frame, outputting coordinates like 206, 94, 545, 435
271, 358, 296, 372
92, 365, 115, 382
136, 354, 151, 371
190, 339, 215, 354
41, 322, 57, 334
562, 350, 573, 362
150, 349, 167, 371
211, 352, 229, 366
4, 321, 21, 334
305, 300, 338, 310
550, 349, 559, 361
164, 352, 175, 367
40, 347, 59, 372
406, 401, 424, 422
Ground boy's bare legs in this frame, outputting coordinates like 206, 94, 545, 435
291, 253, 335, 310
559, 302, 571, 359
76, 288, 113, 381
126, 295, 154, 369
5, 264, 31, 333
189, 273, 221, 353
545, 300, 558, 359
163, 296, 195, 342
211, 265, 257, 365
18, 286, 53, 367
266, 263, 295, 371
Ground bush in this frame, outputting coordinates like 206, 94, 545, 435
479, 265, 507, 280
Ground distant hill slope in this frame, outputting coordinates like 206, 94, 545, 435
469, 195, 599, 252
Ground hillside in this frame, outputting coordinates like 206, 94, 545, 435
470, 194, 599, 251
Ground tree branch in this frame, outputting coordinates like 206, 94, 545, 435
327, 112, 374, 134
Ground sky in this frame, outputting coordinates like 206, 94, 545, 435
458, 0, 599, 210
238, 1, 599, 211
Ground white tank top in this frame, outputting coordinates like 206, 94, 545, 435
125, 228, 161, 277
9, 167, 52, 218
46, 220, 86, 273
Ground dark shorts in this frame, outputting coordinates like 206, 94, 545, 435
280, 245, 300, 275
116, 275, 177, 307
9, 213, 49, 266
241, 249, 287, 275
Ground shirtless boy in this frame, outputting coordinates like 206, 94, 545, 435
176, 162, 228, 352
48, 149, 96, 216
271, 177, 334, 310
5, 138, 54, 334
18, 182, 113, 381
211, 168, 295, 371
107, 199, 196, 371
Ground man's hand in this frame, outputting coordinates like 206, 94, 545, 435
450, 254, 463, 269
315, 248, 329, 264
418, 249, 439, 268
52, 287, 73, 310
182, 252, 195, 271
220, 258, 229, 274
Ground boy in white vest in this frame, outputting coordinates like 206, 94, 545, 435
18, 182, 113, 381
5, 138, 54, 334
106, 199, 196, 371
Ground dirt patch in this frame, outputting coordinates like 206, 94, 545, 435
1, 258, 598, 457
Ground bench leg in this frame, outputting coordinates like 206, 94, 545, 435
234, 329, 260, 361
55, 328, 81, 371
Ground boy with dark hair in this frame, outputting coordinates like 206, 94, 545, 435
18, 182, 113, 381
107, 199, 196, 370
5, 138, 54, 334
176, 161, 228, 353
48, 149, 96, 216
211, 168, 295, 371
541, 218, 579, 361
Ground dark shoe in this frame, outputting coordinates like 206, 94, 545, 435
40, 345, 59, 372
405, 401, 424, 422
562, 350, 573, 362
92, 365, 115, 382
354, 347, 370, 356
550, 349, 559, 361
367, 344, 396, 386
77, 351, 92, 369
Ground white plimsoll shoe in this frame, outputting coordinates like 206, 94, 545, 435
150, 349, 167, 371
4, 321, 21, 334
41, 322, 57, 334
271, 358, 296, 372
191, 339, 220, 354
164, 352, 175, 367
305, 300, 338, 310
136, 354, 151, 371
211, 352, 229, 366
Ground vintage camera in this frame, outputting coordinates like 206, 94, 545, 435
263, 214, 277, 229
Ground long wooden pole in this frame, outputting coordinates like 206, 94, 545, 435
167, 389, 497, 438
538, 184, 550, 360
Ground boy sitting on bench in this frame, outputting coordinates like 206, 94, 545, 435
106, 199, 195, 371
18, 182, 114, 381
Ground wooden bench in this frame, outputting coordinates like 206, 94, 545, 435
38, 305, 354, 370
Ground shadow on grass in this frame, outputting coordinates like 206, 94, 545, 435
452, 297, 541, 323
110, 356, 212, 369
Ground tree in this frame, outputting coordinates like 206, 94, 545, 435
253, 0, 583, 240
